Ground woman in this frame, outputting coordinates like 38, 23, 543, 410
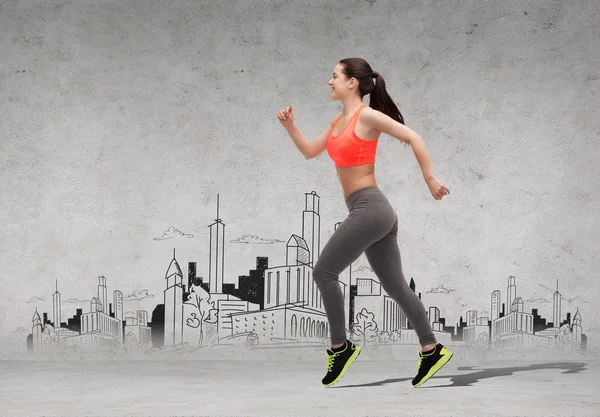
277, 57, 453, 388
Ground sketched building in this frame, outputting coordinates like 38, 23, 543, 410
164, 250, 184, 346
263, 234, 321, 310
113, 290, 124, 340
229, 301, 328, 343
463, 310, 490, 345
491, 290, 501, 320
261, 192, 326, 312
490, 275, 554, 349
268, 193, 329, 319
572, 310, 582, 349
217, 299, 261, 338
50, 281, 78, 342
355, 278, 386, 332
124, 310, 152, 346
302, 191, 320, 268
61, 277, 123, 349
226, 192, 330, 343
31, 309, 43, 353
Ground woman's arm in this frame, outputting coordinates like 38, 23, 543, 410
361, 108, 450, 199
361, 108, 435, 179
278, 105, 340, 159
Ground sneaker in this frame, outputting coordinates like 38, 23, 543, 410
322, 340, 361, 386
412, 343, 453, 387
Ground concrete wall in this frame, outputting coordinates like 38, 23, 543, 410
1, 0, 599, 359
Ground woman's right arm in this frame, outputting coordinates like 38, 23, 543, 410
278, 104, 339, 159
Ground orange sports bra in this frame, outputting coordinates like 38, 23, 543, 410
326, 105, 378, 167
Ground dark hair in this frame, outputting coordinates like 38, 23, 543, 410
339, 57, 405, 125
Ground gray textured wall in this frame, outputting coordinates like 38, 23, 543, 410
1, 0, 599, 358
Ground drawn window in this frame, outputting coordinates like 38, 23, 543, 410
276, 271, 280, 306
296, 269, 301, 302
267, 272, 272, 304
291, 314, 297, 338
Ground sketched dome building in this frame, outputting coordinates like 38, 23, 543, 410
286, 234, 310, 266
511, 297, 524, 313
90, 297, 103, 313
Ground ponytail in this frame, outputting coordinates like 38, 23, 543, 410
369, 72, 405, 125
339, 58, 405, 125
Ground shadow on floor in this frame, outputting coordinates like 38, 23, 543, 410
333, 362, 588, 388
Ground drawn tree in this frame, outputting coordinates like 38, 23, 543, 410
125, 332, 138, 348
378, 331, 390, 344
349, 324, 362, 342
352, 308, 379, 344
41, 324, 59, 348
557, 323, 573, 351
246, 331, 259, 349
389, 330, 401, 344
184, 283, 218, 347
475, 332, 490, 350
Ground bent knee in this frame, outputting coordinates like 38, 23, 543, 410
312, 264, 337, 284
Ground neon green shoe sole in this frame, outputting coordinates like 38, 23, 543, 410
413, 347, 453, 387
323, 345, 361, 387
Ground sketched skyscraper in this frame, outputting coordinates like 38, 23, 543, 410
208, 194, 225, 294
32, 309, 42, 352
113, 290, 124, 340
572, 309, 582, 349
553, 279, 562, 327
98, 276, 108, 316
52, 280, 61, 328
302, 191, 321, 267
507, 276, 517, 313
164, 249, 184, 346
491, 290, 501, 320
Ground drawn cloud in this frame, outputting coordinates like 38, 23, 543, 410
426, 285, 456, 294
64, 298, 90, 304
353, 266, 374, 273
26, 296, 46, 303
124, 290, 154, 301
587, 327, 600, 333
230, 235, 285, 244
526, 295, 587, 304
154, 226, 194, 241
12, 327, 27, 333
526, 297, 551, 304
565, 296, 588, 304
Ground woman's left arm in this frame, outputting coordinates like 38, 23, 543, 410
362, 108, 450, 199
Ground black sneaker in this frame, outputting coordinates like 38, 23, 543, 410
322, 340, 361, 386
412, 343, 453, 387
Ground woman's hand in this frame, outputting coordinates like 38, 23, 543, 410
277, 104, 295, 129
426, 176, 450, 200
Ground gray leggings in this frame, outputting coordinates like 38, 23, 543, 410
313, 187, 437, 346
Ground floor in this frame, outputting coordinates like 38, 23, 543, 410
1, 359, 598, 416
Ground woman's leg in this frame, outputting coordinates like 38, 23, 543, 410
364, 215, 437, 348
313, 202, 394, 346
312, 187, 397, 387
364, 213, 453, 387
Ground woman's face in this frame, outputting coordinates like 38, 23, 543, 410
329, 64, 352, 100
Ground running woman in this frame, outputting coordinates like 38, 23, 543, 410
277, 57, 453, 387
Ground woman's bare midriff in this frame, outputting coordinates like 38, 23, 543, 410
336, 163, 378, 199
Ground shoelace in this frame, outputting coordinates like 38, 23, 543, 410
326, 352, 338, 372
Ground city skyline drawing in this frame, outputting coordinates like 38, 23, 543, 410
23, 190, 588, 355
